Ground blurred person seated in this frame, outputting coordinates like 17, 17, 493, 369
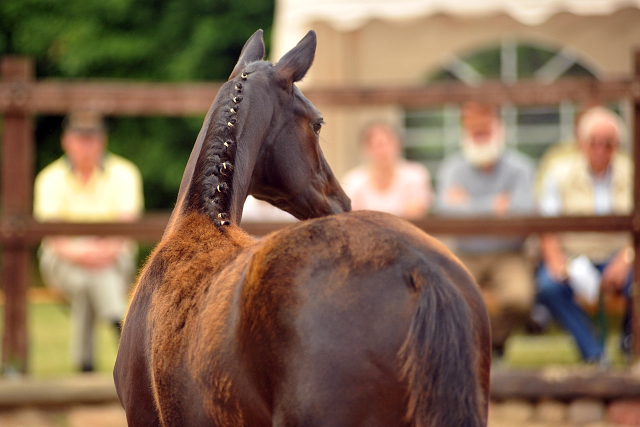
342, 122, 432, 220
534, 107, 599, 198
436, 101, 536, 359
535, 141, 579, 192
536, 106, 632, 365
34, 110, 144, 373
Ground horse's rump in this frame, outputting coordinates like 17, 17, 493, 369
232, 211, 489, 426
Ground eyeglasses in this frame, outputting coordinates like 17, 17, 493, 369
587, 137, 617, 149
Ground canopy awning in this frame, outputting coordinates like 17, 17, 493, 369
273, 0, 640, 59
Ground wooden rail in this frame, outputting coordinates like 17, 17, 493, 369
0, 77, 637, 114
490, 367, 640, 400
1, 53, 640, 373
0, 214, 636, 245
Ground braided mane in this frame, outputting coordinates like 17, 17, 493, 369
187, 72, 250, 228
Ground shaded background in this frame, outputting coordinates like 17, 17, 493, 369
0, 0, 275, 210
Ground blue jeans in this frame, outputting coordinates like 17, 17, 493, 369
535, 261, 631, 361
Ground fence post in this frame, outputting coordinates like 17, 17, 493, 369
1, 57, 34, 374
633, 50, 640, 360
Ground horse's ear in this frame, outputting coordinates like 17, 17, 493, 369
274, 30, 316, 88
229, 29, 265, 80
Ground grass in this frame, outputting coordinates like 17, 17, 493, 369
0, 302, 120, 377
505, 329, 627, 367
0, 301, 631, 376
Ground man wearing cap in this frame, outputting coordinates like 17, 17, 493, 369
34, 111, 143, 372
436, 102, 536, 360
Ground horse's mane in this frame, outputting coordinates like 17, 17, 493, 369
187, 77, 247, 227
163, 31, 267, 236
167, 67, 263, 231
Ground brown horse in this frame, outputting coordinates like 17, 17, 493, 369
114, 29, 491, 427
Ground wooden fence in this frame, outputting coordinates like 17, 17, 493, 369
1, 53, 640, 373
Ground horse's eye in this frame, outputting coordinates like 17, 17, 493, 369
312, 121, 324, 135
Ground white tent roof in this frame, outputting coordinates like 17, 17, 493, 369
273, 0, 640, 59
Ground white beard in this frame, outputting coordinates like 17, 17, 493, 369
461, 130, 506, 168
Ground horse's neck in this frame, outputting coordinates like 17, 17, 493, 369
160, 212, 254, 281
163, 104, 216, 238
166, 80, 267, 234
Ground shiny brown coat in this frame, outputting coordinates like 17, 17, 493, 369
114, 29, 491, 427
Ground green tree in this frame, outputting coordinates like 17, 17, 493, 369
1, 0, 275, 209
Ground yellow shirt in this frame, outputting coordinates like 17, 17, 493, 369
34, 153, 144, 222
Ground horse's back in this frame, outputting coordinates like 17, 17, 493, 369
235, 210, 490, 426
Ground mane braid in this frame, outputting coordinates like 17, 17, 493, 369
190, 71, 249, 229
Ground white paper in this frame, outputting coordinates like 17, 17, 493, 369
567, 255, 601, 305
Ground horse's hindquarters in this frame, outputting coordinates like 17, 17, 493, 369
237, 211, 490, 426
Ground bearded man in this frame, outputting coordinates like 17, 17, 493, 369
436, 101, 535, 360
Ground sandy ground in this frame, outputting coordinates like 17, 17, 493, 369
0, 403, 629, 427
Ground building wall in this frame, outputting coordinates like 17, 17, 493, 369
298, 7, 640, 179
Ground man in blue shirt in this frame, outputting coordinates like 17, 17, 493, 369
437, 102, 535, 359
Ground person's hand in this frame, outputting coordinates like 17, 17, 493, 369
445, 186, 469, 206
50, 236, 125, 269
492, 192, 511, 216
601, 248, 632, 292
547, 254, 569, 283
403, 202, 428, 220
73, 240, 121, 269
540, 234, 569, 283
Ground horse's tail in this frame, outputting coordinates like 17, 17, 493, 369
399, 265, 485, 427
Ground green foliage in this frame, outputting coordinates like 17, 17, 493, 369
1, 0, 275, 209
1, 0, 274, 80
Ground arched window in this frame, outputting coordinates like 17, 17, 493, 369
403, 40, 624, 176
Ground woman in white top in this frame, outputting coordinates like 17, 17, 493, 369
342, 122, 432, 220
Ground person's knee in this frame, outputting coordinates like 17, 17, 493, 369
536, 284, 562, 304
502, 297, 532, 315
535, 265, 565, 302
88, 271, 127, 321
505, 279, 535, 310
493, 273, 534, 312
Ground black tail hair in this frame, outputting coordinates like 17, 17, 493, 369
400, 266, 485, 427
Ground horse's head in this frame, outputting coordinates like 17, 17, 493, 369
232, 30, 351, 221
168, 30, 350, 232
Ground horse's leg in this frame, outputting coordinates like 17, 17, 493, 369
114, 294, 161, 427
